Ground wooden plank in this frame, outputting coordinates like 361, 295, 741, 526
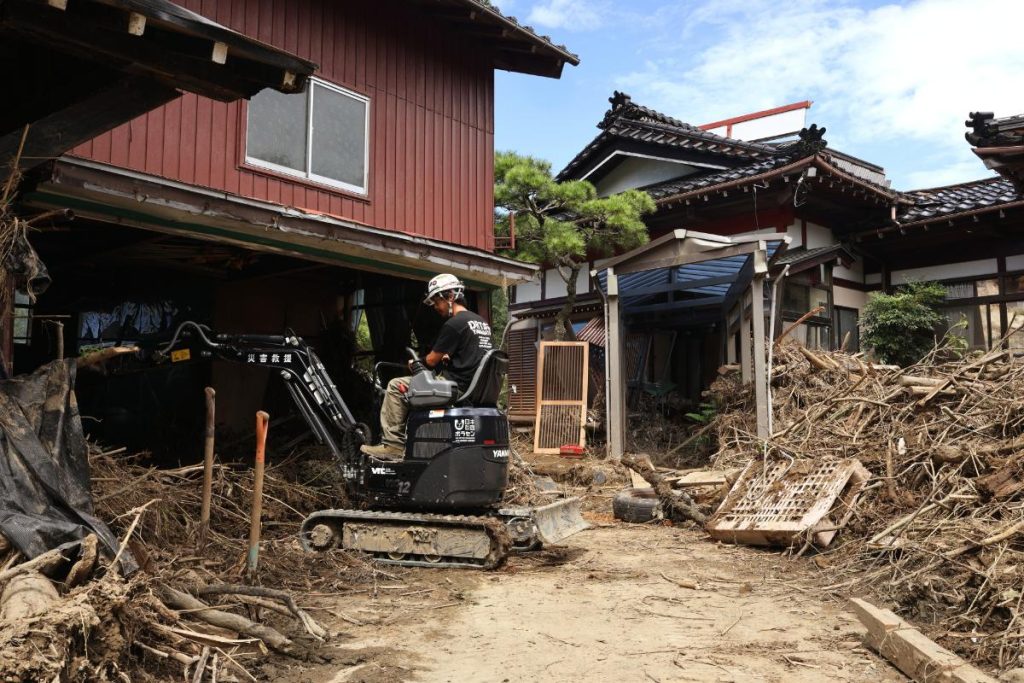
670, 469, 740, 487
848, 598, 997, 683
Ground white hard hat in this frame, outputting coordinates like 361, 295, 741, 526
424, 273, 464, 304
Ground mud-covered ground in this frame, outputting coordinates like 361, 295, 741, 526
271, 507, 908, 683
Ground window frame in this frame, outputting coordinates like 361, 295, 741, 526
244, 77, 370, 196
12, 289, 32, 346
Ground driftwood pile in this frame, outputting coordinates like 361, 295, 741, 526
0, 446, 389, 682
707, 341, 1024, 672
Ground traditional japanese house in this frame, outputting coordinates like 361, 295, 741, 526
508, 95, 1024, 425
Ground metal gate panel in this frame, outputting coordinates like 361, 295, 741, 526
533, 341, 589, 454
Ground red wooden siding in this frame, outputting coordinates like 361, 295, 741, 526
69, 0, 496, 252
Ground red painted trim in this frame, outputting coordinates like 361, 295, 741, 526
700, 100, 812, 131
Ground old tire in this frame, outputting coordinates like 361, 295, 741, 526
612, 487, 660, 523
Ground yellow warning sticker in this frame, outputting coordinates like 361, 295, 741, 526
170, 349, 191, 362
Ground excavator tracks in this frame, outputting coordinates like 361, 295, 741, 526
299, 509, 511, 569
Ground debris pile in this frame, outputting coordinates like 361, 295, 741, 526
0, 445, 387, 682
707, 342, 1024, 671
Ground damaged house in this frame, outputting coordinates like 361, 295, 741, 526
7, 0, 578, 451
508, 95, 1024, 456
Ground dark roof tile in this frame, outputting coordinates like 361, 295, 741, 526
556, 92, 777, 180
898, 177, 1021, 223
639, 157, 792, 200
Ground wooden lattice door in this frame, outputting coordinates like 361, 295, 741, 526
533, 341, 589, 454
506, 327, 538, 420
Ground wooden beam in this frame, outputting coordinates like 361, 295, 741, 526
47, 0, 67, 9
740, 298, 752, 384
613, 242, 760, 276
751, 273, 769, 439
848, 598, 997, 683
0, 77, 179, 172
605, 269, 625, 461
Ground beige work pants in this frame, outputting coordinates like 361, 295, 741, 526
379, 375, 411, 447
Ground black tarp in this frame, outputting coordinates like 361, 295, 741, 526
0, 359, 134, 571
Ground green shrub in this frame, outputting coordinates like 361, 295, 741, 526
860, 281, 945, 367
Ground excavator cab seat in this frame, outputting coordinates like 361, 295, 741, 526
454, 349, 508, 407
405, 348, 508, 409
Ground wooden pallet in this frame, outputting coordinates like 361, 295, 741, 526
705, 457, 871, 547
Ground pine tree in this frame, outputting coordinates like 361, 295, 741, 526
494, 151, 654, 339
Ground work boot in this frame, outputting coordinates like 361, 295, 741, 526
360, 443, 405, 461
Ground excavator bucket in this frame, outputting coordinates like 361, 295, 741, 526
529, 497, 589, 545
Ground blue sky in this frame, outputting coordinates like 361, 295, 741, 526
494, 0, 1024, 190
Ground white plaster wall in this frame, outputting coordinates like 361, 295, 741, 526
892, 259, 998, 285
1006, 254, 1024, 271
514, 275, 542, 303
804, 221, 833, 249
543, 267, 589, 299
834, 259, 863, 281
592, 155, 700, 197
784, 221, 836, 250
785, 222, 802, 248
509, 317, 538, 332
834, 286, 867, 310
865, 273, 882, 285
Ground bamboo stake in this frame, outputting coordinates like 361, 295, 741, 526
198, 387, 216, 551
247, 411, 269, 578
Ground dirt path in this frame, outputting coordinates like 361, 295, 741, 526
282, 517, 906, 683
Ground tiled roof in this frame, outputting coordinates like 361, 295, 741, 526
898, 177, 1022, 224
639, 156, 793, 201
556, 92, 776, 181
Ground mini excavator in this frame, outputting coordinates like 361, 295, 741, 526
153, 321, 587, 568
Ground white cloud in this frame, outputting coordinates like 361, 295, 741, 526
906, 156, 997, 190
527, 0, 606, 31
613, 0, 1024, 187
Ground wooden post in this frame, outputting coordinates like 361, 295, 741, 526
605, 269, 625, 460
247, 411, 269, 578
726, 303, 738, 365
740, 295, 752, 384
46, 320, 64, 359
198, 387, 216, 550
751, 265, 769, 440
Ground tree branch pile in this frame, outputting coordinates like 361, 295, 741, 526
0, 446, 396, 681
705, 341, 1024, 672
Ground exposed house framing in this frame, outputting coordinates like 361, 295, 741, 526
594, 230, 789, 458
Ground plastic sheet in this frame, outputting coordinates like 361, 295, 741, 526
0, 359, 134, 572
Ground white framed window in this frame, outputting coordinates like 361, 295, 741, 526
245, 78, 369, 194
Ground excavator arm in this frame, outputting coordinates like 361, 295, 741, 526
154, 321, 369, 466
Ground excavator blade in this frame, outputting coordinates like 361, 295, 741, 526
528, 497, 589, 545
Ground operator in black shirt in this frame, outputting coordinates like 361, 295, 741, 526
361, 273, 492, 460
